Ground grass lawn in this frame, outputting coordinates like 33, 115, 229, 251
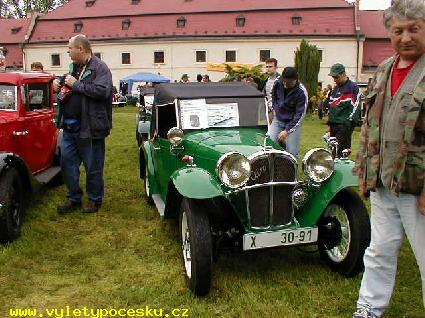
0, 107, 423, 318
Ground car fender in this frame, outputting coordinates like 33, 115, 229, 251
171, 167, 224, 199
297, 160, 359, 227
142, 141, 160, 194
0, 152, 36, 193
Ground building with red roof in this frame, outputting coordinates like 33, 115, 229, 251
0, 13, 38, 70
359, 10, 394, 79
20, 0, 392, 86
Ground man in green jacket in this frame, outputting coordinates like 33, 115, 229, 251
353, 1, 425, 317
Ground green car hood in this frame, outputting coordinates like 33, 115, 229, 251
183, 128, 275, 164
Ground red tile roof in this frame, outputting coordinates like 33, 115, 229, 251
2, 45, 24, 67
30, 2, 357, 43
359, 10, 388, 39
41, 0, 353, 20
363, 39, 394, 66
0, 16, 33, 43
0, 15, 35, 67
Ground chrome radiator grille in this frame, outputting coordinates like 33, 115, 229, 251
246, 151, 297, 228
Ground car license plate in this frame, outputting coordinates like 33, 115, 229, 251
243, 227, 318, 250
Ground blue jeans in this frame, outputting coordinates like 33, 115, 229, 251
61, 130, 105, 204
356, 188, 425, 317
267, 118, 302, 158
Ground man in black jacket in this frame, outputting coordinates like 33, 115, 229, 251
54, 34, 113, 214
268, 67, 308, 158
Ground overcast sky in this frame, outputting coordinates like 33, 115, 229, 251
347, 0, 391, 10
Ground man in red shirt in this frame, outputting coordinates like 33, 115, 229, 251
353, 0, 425, 317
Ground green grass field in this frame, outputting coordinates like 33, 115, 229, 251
0, 107, 423, 318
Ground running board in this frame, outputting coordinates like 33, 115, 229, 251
34, 166, 61, 184
151, 194, 165, 217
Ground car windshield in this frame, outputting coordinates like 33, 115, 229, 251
0, 84, 17, 111
178, 97, 267, 130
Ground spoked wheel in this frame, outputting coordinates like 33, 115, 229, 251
143, 163, 153, 205
179, 198, 212, 296
318, 189, 370, 277
0, 168, 24, 243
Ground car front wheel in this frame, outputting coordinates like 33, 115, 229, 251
318, 189, 370, 277
179, 198, 212, 296
0, 168, 24, 243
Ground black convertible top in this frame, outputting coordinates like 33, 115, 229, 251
154, 82, 264, 105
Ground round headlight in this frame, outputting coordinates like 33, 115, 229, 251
217, 152, 251, 188
302, 148, 334, 183
167, 127, 184, 146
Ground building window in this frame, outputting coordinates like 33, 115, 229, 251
85, 0, 95, 7
292, 15, 302, 25
236, 15, 246, 27
74, 21, 83, 32
318, 49, 323, 62
122, 18, 131, 30
51, 54, 61, 66
131, 0, 140, 4
93, 52, 102, 59
225, 50, 236, 63
11, 27, 22, 34
259, 49, 270, 62
196, 50, 206, 63
121, 52, 131, 64
177, 16, 186, 28
154, 51, 165, 64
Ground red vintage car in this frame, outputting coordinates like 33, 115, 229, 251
0, 72, 62, 242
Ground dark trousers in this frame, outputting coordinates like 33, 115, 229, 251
329, 123, 354, 157
61, 129, 105, 204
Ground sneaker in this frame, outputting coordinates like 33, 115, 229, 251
83, 201, 101, 213
57, 200, 82, 214
353, 308, 379, 318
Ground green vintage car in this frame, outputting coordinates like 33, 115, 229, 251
139, 82, 370, 296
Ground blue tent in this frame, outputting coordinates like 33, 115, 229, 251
119, 72, 170, 93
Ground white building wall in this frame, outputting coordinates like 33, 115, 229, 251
24, 37, 360, 89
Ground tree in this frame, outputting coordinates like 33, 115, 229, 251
0, 0, 68, 18
220, 64, 268, 89
294, 39, 321, 112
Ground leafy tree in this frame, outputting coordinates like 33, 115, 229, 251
220, 64, 268, 90
294, 39, 321, 111
0, 0, 67, 18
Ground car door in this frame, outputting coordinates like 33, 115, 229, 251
15, 82, 57, 173
151, 103, 178, 200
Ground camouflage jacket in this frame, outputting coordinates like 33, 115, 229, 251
354, 54, 425, 196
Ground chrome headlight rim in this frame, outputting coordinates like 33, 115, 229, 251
216, 152, 251, 189
302, 148, 334, 183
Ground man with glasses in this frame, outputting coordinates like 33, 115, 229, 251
326, 63, 361, 157
268, 66, 308, 158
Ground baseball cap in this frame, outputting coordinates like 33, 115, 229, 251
329, 63, 345, 76
281, 67, 298, 80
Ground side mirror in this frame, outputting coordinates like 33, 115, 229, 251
167, 127, 184, 146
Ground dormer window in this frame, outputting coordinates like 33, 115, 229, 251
131, 0, 140, 4
11, 27, 22, 34
236, 15, 246, 27
292, 15, 302, 25
177, 16, 186, 28
74, 21, 83, 33
122, 18, 131, 30
85, 0, 96, 7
